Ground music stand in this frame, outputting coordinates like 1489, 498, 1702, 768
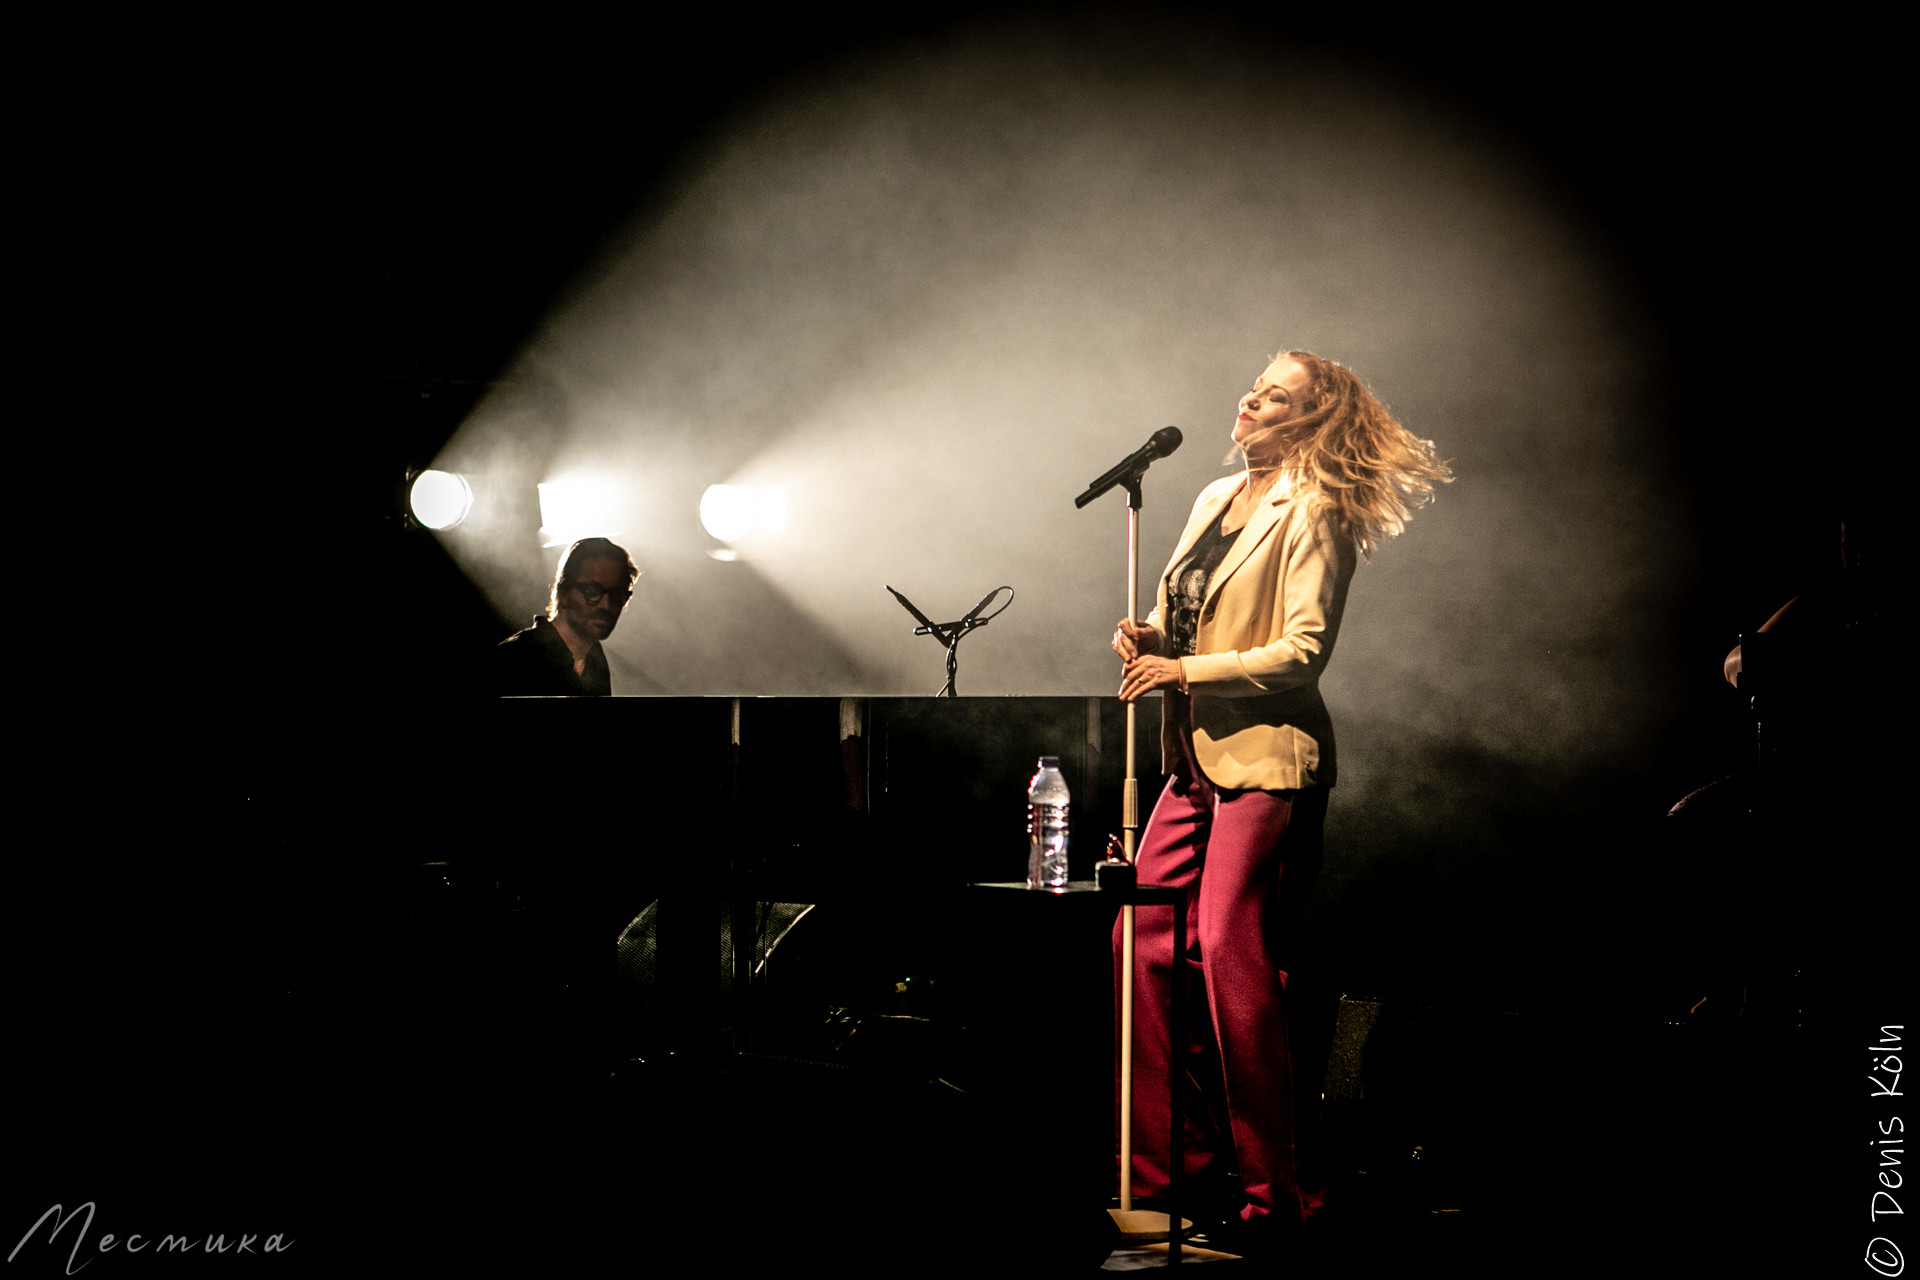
886, 584, 1013, 697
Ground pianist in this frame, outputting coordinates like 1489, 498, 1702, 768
490, 537, 639, 697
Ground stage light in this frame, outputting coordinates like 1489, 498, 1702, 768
700, 484, 786, 543
409, 469, 472, 530
699, 485, 756, 542
538, 477, 626, 548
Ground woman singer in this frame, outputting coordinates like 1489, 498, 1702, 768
1113, 348, 1450, 1244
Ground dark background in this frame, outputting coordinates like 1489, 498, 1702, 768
11, 7, 1903, 1277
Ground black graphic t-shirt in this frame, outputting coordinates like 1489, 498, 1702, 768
1165, 514, 1242, 658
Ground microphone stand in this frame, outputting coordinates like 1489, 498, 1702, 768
1081, 464, 1189, 1251
886, 585, 1013, 697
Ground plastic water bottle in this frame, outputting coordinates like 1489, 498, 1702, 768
1027, 756, 1070, 890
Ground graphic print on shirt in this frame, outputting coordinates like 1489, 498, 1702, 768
1165, 516, 1241, 658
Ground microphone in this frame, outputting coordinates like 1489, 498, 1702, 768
1074, 427, 1183, 508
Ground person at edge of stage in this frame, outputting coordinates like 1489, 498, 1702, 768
1663, 508, 1892, 1026
491, 536, 639, 696
1112, 348, 1451, 1254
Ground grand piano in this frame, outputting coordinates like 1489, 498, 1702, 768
346, 695, 1150, 1261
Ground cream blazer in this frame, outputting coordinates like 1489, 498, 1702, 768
1146, 474, 1358, 791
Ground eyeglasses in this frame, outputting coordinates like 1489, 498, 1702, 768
570, 582, 632, 606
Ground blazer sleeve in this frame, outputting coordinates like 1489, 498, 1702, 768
1179, 505, 1355, 696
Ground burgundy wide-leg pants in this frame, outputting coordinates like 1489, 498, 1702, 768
1115, 731, 1329, 1225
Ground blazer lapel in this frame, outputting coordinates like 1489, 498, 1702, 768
1204, 485, 1289, 608
1166, 478, 1242, 567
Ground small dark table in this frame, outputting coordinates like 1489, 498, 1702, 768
970, 873, 1189, 1266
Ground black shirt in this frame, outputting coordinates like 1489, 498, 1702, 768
1165, 513, 1242, 658
490, 616, 611, 697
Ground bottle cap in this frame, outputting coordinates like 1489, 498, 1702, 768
1038, 756, 1061, 768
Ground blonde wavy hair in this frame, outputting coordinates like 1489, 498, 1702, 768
1237, 350, 1452, 559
